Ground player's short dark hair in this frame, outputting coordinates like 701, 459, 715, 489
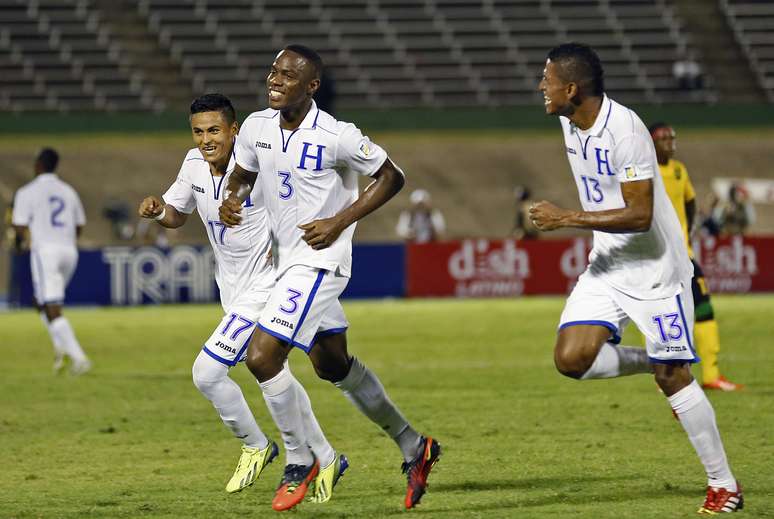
37, 148, 59, 172
190, 93, 236, 124
284, 44, 323, 79
547, 43, 605, 97
648, 121, 671, 136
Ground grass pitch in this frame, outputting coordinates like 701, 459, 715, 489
1, 296, 772, 518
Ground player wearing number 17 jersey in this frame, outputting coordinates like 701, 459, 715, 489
531, 43, 741, 514
138, 94, 340, 499
12, 148, 91, 375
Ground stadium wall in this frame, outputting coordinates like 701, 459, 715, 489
8, 236, 772, 307
3, 104, 774, 134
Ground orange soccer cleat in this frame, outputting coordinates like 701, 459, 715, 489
702, 376, 744, 392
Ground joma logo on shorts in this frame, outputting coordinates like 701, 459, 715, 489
270, 316, 294, 329
665, 345, 687, 353
215, 341, 236, 354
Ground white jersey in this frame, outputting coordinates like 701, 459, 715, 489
12, 173, 85, 251
163, 148, 274, 310
234, 101, 389, 278
559, 95, 692, 300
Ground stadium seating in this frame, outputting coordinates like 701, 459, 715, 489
0, 0, 157, 112
720, 0, 774, 101
0, 0, 738, 111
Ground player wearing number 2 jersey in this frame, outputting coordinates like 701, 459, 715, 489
12, 148, 91, 375
531, 43, 741, 514
220, 45, 440, 511
138, 94, 342, 499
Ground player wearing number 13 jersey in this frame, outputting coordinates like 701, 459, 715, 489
139, 94, 339, 499
12, 148, 91, 375
532, 43, 741, 513
221, 45, 440, 511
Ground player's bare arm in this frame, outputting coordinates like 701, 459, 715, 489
299, 158, 405, 250
138, 195, 187, 228
686, 197, 696, 235
529, 178, 653, 233
219, 164, 257, 227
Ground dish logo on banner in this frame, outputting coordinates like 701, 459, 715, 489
447, 239, 529, 297
694, 236, 761, 292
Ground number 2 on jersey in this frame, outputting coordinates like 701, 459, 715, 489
49, 196, 66, 227
580, 175, 603, 203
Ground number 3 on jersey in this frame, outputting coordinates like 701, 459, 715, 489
278, 171, 293, 200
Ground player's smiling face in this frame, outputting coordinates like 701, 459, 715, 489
266, 50, 319, 111
190, 111, 237, 166
539, 60, 573, 116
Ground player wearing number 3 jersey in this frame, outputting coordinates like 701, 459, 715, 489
220, 45, 440, 511
139, 94, 341, 499
531, 43, 741, 514
12, 148, 91, 375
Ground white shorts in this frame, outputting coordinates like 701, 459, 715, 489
202, 301, 266, 367
559, 272, 698, 364
30, 247, 78, 305
258, 265, 349, 353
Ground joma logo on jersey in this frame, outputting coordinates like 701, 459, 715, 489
192, 184, 205, 193
270, 316, 294, 329
215, 341, 236, 354
256, 141, 271, 149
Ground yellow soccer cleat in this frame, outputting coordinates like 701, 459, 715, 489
225, 440, 279, 493
310, 453, 349, 503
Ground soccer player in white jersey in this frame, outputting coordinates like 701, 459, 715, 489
12, 148, 91, 375
138, 94, 346, 501
531, 43, 742, 514
219, 45, 441, 511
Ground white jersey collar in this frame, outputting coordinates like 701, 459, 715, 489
274, 100, 320, 130
571, 94, 612, 137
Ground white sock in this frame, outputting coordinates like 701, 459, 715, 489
40, 313, 65, 356
334, 357, 421, 462
668, 380, 736, 491
192, 351, 268, 449
290, 369, 335, 467
48, 317, 87, 363
581, 343, 650, 379
259, 367, 313, 466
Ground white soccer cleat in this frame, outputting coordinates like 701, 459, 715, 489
53, 353, 66, 374
70, 358, 92, 376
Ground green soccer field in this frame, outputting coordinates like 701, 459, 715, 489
1, 296, 772, 518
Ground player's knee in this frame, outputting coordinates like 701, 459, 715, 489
653, 363, 693, 395
192, 360, 221, 398
309, 350, 349, 383
553, 345, 592, 379
245, 347, 281, 381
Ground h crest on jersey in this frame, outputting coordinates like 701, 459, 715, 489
298, 142, 326, 171
594, 148, 614, 176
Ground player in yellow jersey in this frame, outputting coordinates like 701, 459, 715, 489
650, 122, 742, 391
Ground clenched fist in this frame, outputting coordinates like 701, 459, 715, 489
138, 196, 164, 219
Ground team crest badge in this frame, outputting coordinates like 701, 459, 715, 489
624, 166, 637, 179
359, 141, 371, 157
